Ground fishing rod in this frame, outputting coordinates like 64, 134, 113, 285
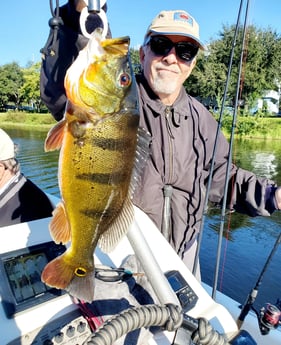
211, 0, 251, 300
237, 230, 281, 330
193, 0, 245, 278
192, 0, 250, 299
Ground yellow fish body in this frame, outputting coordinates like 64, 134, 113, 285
41, 32, 140, 302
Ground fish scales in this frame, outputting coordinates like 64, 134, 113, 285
61, 114, 138, 233
41, 31, 143, 302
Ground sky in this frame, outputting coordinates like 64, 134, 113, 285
0, 0, 280, 67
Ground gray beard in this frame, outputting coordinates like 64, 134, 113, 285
151, 76, 178, 96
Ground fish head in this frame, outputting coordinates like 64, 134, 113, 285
65, 31, 138, 120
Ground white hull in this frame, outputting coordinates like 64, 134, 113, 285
0, 198, 280, 344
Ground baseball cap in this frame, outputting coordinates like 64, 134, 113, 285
0, 128, 15, 161
144, 10, 205, 50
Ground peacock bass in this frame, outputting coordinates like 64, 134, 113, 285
41, 30, 145, 302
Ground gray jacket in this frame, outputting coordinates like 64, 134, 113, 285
132, 75, 277, 258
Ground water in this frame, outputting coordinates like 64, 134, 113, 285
4, 127, 281, 314
6, 128, 60, 197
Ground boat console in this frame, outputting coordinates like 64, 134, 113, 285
1, 202, 276, 345
0, 217, 93, 345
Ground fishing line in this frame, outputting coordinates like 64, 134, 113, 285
212, 0, 251, 301
237, 230, 281, 329
219, 2, 252, 291
192, 0, 248, 296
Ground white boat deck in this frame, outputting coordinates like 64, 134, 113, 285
0, 204, 279, 344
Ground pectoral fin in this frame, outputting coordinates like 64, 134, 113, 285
49, 202, 71, 244
45, 119, 67, 151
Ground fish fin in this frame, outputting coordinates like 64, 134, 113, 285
129, 127, 152, 196
66, 274, 95, 303
98, 128, 151, 253
45, 119, 67, 151
41, 253, 74, 290
98, 196, 135, 253
49, 202, 71, 244
41, 253, 95, 303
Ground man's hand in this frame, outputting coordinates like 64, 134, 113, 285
275, 187, 281, 210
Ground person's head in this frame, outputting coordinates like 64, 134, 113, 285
140, 10, 205, 105
0, 129, 20, 187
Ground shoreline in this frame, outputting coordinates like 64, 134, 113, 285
1, 112, 281, 140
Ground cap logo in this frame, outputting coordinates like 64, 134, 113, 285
173, 12, 193, 26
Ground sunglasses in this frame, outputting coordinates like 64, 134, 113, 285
145, 35, 199, 62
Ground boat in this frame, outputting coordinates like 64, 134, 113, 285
0, 194, 280, 345
2, 0, 280, 343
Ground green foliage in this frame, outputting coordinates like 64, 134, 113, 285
0, 61, 46, 113
21, 62, 42, 112
186, 24, 281, 111
213, 111, 281, 139
0, 63, 24, 108
1, 23, 281, 117
129, 48, 141, 74
0, 112, 56, 129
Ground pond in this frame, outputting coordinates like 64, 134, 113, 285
3, 127, 281, 315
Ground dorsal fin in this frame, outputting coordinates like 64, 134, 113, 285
129, 127, 152, 196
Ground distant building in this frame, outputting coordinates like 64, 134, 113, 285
252, 90, 280, 114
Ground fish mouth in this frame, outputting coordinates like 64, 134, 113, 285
101, 36, 130, 55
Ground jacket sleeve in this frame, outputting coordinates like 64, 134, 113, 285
226, 167, 277, 216
201, 114, 277, 217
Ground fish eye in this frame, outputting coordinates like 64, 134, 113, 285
119, 73, 131, 87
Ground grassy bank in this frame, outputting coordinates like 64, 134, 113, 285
0, 112, 56, 131
1, 111, 281, 139
217, 114, 281, 139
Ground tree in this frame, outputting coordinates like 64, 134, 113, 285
186, 24, 281, 111
21, 62, 42, 112
0, 62, 24, 109
129, 47, 141, 74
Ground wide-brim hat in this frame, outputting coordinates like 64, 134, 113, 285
144, 10, 205, 50
0, 128, 15, 160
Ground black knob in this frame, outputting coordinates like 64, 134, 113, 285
66, 325, 75, 337
77, 321, 86, 333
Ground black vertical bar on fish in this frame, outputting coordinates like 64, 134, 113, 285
237, 231, 281, 329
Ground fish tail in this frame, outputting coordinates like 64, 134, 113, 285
41, 254, 74, 290
66, 274, 95, 303
41, 253, 96, 302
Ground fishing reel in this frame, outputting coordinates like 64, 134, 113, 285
258, 300, 281, 335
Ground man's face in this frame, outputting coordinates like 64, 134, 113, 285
140, 35, 198, 104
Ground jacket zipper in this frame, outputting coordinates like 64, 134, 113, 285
165, 106, 174, 184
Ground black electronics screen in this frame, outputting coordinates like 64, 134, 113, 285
0, 242, 66, 318
167, 275, 184, 292
165, 270, 188, 293
4, 251, 50, 303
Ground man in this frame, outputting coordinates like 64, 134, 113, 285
0, 128, 54, 226
131, 10, 281, 275
40, 5, 281, 276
